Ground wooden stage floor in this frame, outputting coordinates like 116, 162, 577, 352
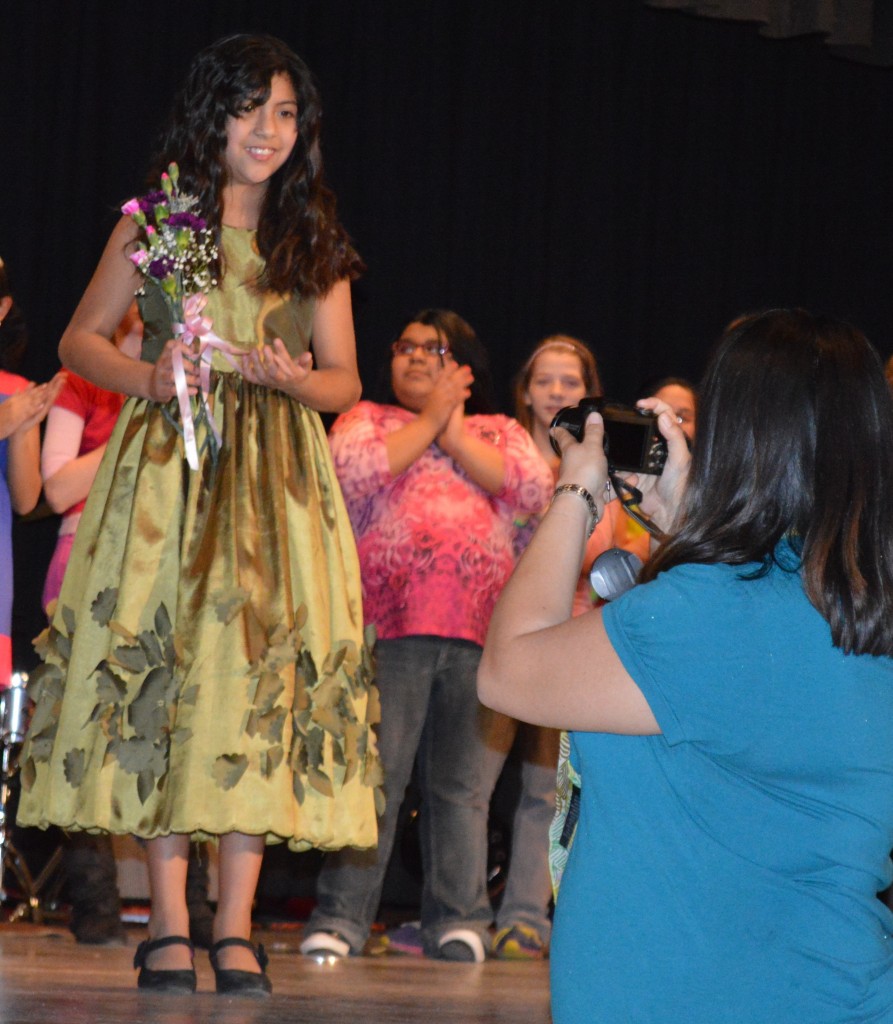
0, 922, 552, 1024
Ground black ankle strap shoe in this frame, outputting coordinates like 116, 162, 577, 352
133, 935, 196, 994
209, 936, 272, 997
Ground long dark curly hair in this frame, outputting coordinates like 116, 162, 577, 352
148, 33, 362, 296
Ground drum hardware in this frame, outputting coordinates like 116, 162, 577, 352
0, 673, 64, 922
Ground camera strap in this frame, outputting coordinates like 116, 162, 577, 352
608, 470, 668, 543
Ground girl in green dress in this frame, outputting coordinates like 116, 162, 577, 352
17, 33, 380, 997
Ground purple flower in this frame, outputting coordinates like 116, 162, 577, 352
148, 258, 175, 279
138, 190, 168, 215
167, 212, 206, 231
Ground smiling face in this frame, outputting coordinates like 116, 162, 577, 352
390, 321, 453, 412
524, 350, 588, 433
224, 72, 299, 191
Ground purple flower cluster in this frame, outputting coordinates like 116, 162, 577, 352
149, 258, 176, 278
121, 164, 218, 302
138, 191, 168, 215
167, 211, 207, 231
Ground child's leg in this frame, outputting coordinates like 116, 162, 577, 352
145, 833, 191, 968
212, 832, 265, 972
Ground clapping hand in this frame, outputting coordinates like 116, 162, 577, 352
241, 339, 313, 395
419, 362, 473, 440
0, 372, 67, 439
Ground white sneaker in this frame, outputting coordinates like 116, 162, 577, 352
299, 930, 351, 959
436, 928, 487, 963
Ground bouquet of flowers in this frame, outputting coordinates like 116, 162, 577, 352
122, 164, 236, 470
121, 162, 217, 318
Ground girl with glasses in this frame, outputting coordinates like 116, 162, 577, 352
301, 309, 552, 963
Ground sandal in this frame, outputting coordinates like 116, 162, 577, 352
209, 937, 272, 997
133, 935, 196, 993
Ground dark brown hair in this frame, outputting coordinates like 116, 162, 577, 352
149, 33, 362, 296
382, 309, 496, 415
643, 309, 893, 657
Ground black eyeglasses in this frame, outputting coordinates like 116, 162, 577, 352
391, 339, 450, 358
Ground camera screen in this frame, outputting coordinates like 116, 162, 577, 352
604, 418, 652, 472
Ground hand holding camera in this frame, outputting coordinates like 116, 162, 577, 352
549, 396, 691, 537
549, 406, 610, 525
630, 396, 691, 534
549, 397, 669, 474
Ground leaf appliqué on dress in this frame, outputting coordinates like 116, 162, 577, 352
213, 753, 249, 790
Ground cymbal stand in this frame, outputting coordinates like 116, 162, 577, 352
0, 677, 64, 923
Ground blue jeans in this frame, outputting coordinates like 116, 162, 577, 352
307, 636, 495, 953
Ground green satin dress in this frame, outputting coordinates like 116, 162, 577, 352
17, 227, 381, 851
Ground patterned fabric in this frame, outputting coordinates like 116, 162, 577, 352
17, 227, 381, 851
548, 729, 581, 899
328, 401, 553, 644
0, 370, 30, 690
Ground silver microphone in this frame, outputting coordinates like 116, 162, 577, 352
589, 548, 643, 602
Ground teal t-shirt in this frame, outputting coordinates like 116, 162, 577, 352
551, 555, 893, 1024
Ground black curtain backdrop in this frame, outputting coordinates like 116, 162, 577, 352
648, 0, 893, 65
3, 1, 893, 404
3, 1, 893, 656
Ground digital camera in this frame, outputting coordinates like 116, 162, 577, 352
550, 397, 668, 475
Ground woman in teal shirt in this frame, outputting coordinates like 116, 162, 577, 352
480, 309, 893, 1023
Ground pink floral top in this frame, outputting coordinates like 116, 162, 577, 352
329, 401, 553, 646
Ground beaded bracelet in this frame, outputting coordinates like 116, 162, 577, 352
551, 483, 600, 537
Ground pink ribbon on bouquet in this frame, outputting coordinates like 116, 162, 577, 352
171, 293, 246, 471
